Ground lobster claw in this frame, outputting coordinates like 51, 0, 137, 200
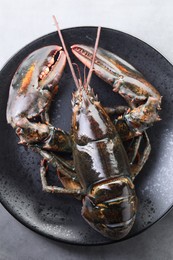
71, 44, 159, 98
71, 44, 139, 89
38, 46, 67, 89
10, 45, 66, 96
7, 46, 66, 126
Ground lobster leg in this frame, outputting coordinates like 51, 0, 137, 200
40, 159, 83, 195
71, 45, 162, 140
128, 132, 151, 180
34, 148, 84, 196
98, 96, 151, 178
103, 105, 151, 177
104, 105, 129, 116
127, 135, 143, 164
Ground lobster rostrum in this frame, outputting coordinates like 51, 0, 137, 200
6, 18, 162, 240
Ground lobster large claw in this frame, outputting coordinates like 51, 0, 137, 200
71, 44, 135, 87
71, 44, 162, 140
6, 45, 71, 152
7, 46, 66, 127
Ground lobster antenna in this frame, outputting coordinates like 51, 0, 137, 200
53, 15, 80, 89
86, 26, 101, 88
84, 65, 87, 86
72, 63, 82, 86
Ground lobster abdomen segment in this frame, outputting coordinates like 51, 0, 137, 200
82, 176, 137, 240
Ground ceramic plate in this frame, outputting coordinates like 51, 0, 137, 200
0, 27, 173, 245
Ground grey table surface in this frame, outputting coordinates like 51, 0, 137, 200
0, 0, 173, 259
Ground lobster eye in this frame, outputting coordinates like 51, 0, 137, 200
75, 101, 80, 106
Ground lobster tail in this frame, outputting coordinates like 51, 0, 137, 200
82, 177, 137, 240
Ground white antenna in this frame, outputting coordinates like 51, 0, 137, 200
86, 26, 101, 88
53, 15, 80, 89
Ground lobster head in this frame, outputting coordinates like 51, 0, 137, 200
71, 86, 116, 146
82, 176, 138, 240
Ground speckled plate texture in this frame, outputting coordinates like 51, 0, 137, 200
0, 27, 173, 245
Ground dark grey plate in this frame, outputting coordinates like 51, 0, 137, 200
0, 27, 173, 245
